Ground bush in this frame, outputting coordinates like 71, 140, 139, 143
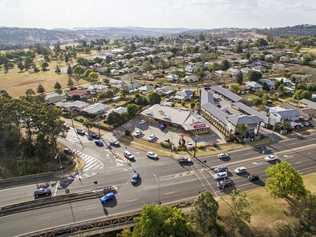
160, 141, 172, 149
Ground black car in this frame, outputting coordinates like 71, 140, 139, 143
110, 140, 120, 147
131, 173, 141, 185
248, 175, 259, 182
178, 158, 193, 166
217, 178, 233, 190
76, 129, 85, 136
89, 132, 100, 140
254, 145, 271, 154
34, 188, 52, 199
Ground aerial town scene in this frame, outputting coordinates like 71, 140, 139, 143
0, 0, 316, 236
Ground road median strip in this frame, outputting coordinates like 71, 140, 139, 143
0, 189, 108, 217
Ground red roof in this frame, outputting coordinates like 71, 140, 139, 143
67, 89, 88, 97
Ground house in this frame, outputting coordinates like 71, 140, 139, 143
269, 106, 300, 126
113, 106, 128, 115
141, 104, 211, 134
56, 100, 89, 112
87, 84, 108, 95
185, 63, 195, 74
155, 86, 175, 96
82, 103, 110, 117
245, 81, 263, 92
67, 89, 89, 100
259, 79, 276, 90
138, 85, 155, 93
45, 92, 66, 104
174, 89, 194, 101
183, 75, 199, 83
166, 74, 179, 82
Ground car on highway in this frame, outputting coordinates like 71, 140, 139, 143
124, 150, 135, 161
34, 187, 52, 199
248, 174, 260, 182
212, 171, 228, 180
132, 129, 144, 138
95, 140, 104, 147
254, 145, 271, 154
178, 157, 193, 166
36, 183, 49, 189
110, 139, 120, 147
234, 166, 248, 175
217, 153, 230, 160
100, 192, 115, 205
217, 178, 233, 190
76, 129, 85, 136
130, 173, 141, 185
212, 165, 228, 173
147, 134, 158, 142
264, 154, 279, 162
147, 151, 158, 160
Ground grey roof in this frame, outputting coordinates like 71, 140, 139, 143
211, 85, 242, 102
56, 100, 89, 110
202, 102, 228, 125
82, 103, 109, 115
201, 88, 215, 106
269, 107, 300, 120
301, 99, 316, 110
228, 115, 263, 126
233, 102, 268, 124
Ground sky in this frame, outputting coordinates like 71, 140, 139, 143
0, 0, 316, 29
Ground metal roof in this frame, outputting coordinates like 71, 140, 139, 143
211, 85, 242, 102
233, 102, 268, 124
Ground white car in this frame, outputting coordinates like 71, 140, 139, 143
147, 151, 158, 160
147, 134, 158, 142
217, 153, 230, 160
234, 166, 247, 175
264, 154, 278, 162
212, 171, 228, 180
132, 129, 143, 138
124, 150, 135, 161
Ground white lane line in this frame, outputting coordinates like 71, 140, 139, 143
53, 181, 59, 196
164, 191, 176, 196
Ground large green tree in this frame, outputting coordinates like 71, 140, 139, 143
191, 192, 224, 237
266, 161, 306, 200
132, 205, 193, 237
147, 92, 161, 105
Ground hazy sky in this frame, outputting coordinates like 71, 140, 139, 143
0, 0, 316, 29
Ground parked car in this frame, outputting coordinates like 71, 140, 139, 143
132, 129, 144, 138
147, 134, 158, 142
234, 166, 248, 175
254, 145, 271, 154
178, 158, 193, 166
76, 129, 85, 136
89, 132, 100, 140
34, 188, 52, 199
248, 174, 259, 182
110, 139, 120, 147
217, 178, 233, 190
147, 152, 158, 160
63, 147, 73, 155
100, 192, 115, 205
130, 173, 141, 185
212, 165, 228, 173
217, 153, 230, 160
95, 140, 104, 147
124, 150, 135, 161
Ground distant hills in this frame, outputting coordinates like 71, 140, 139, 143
0, 25, 315, 49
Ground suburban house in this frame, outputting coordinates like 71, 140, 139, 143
245, 81, 263, 92
141, 104, 211, 135
174, 89, 194, 101
259, 79, 276, 90
45, 92, 66, 104
81, 103, 110, 117
67, 89, 89, 100
113, 106, 128, 115
55, 100, 89, 113
155, 86, 175, 96
166, 74, 179, 82
87, 84, 108, 95
183, 75, 199, 83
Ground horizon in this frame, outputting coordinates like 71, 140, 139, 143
0, 0, 315, 29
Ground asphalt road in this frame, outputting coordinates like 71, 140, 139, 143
1, 133, 316, 236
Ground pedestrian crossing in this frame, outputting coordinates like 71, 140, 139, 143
73, 150, 104, 179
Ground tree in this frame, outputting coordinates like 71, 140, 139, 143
247, 70, 262, 82
147, 92, 161, 105
32, 64, 40, 73
67, 78, 74, 88
191, 192, 224, 237
41, 62, 49, 71
88, 71, 99, 82
25, 89, 35, 97
236, 71, 243, 85
127, 104, 139, 118
37, 84, 45, 94
295, 191, 316, 233
54, 82, 62, 91
132, 205, 193, 237
221, 60, 230, 71
256, 38, 268, 48
106, 111, 126, 127
230, 83, 240, 94
55, 65, 61, 74
266, 161, 306, 200
135, 94, 148, 106
17, 61, 24, 71
83, 120, 93, 134
67, 65, 73, 76
4, 62, 9, 73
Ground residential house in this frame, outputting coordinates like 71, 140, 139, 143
45, 92, 66, 104
269, 106, 300, 126
245, 81, 263, 92
82, 103, 110, 117
259, 79, 276, 90
174, 89, 194, 101
67, 89, 89, 100
56, 100, 89, 113
166, 74, 179, 82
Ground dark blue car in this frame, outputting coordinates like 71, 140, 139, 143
100, 192, 115, 205
95, 140, 104, 147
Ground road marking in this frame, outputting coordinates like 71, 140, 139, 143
53, 181, 59, 196
164, 191, 176, 196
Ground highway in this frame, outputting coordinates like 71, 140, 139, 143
1, 132, 316, 236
